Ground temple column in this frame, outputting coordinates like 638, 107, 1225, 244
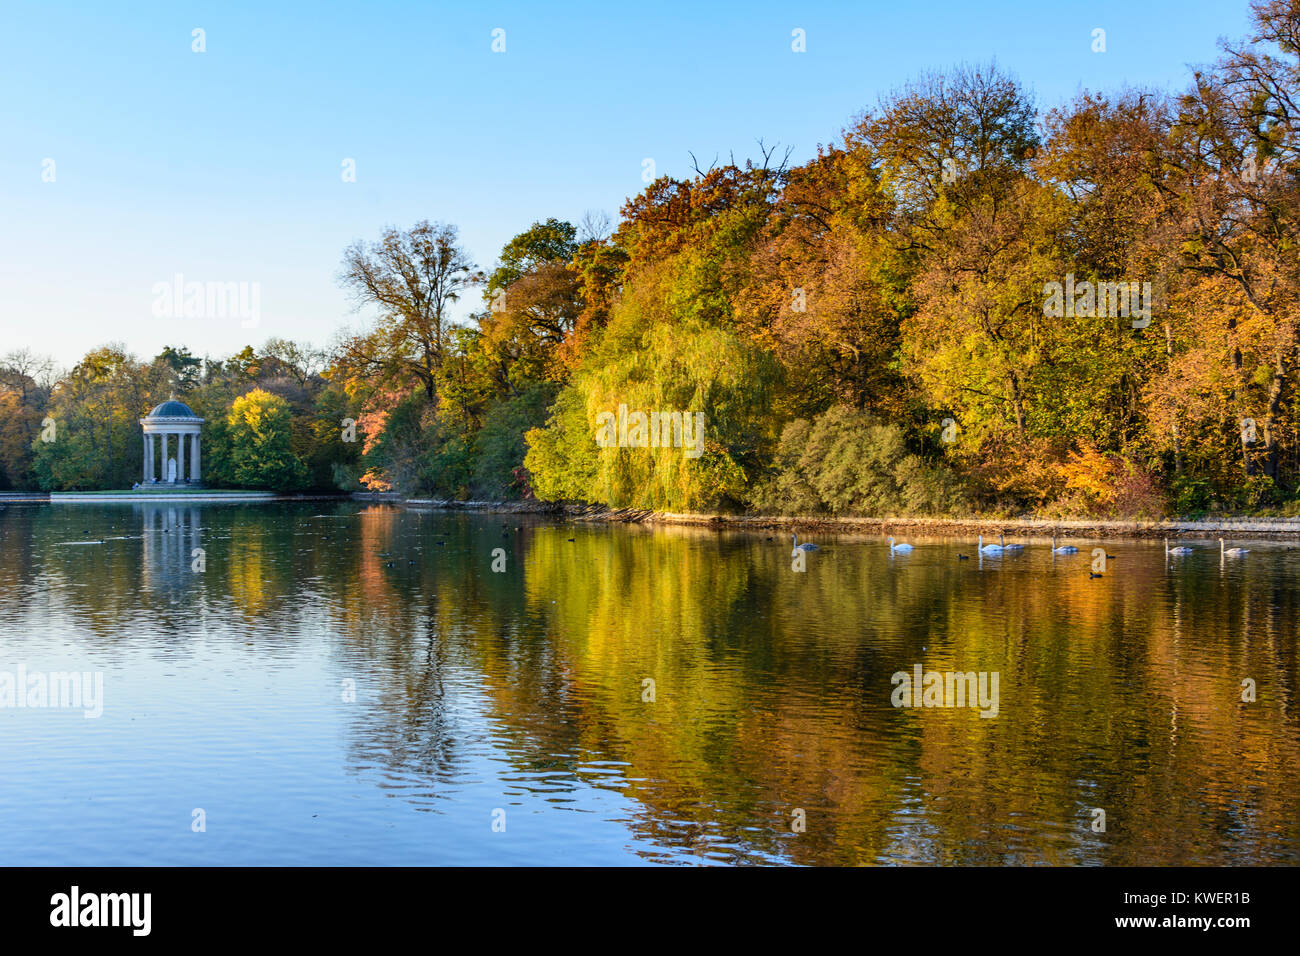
176, 433, 186, 483
191, 430, 201, 483
161, 434, 170, 482
143, 433, 150, 482
147, 434, 155, 481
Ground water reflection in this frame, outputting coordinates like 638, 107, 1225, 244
141, 503, 203, 594
1, 502, 1298, 865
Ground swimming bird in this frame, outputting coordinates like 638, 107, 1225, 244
957, 553, 970, 560
1165, 538, 1193, 556
978, 534, 1003, 553
792, 533, 820, 554
888, 536, 913, 553
1000, 533, 1024, 552
1220, 538, 1249, 557
1051, 535, 1078, 554
1088, 570, 1103, 579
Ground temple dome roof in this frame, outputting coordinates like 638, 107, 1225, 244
145, 400, 200, 419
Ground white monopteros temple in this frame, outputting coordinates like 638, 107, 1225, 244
138, 399, 204, 485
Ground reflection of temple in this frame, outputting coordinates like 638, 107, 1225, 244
139, 502, 202, 592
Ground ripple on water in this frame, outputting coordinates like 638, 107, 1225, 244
1, 507, 1298, 864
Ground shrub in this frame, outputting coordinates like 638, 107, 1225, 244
1045, 445, 1165, 519
1170, 473, 1212, 517
750, 406, 966, 515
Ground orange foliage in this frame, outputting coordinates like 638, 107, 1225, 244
1049, 445, 1166, 519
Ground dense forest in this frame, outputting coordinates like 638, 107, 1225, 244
3, 0, 1298, 518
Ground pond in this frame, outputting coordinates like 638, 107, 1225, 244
1, 502, 1297, 865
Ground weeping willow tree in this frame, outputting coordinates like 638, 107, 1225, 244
525, 256, 779, 511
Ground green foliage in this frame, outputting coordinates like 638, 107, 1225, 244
225, 389, 308, 491
421, 420, 475, 499
525, 257, 778, 511
472, 383, 556, 498
29, 345, 150, 491
486, 218, 577, 298
31, 426, 103, 491
1230, 474, 1280, 512
751, 406, 967, 516
1170, 473, 1212, 517
305, 384, 362, 490
523, 387, 600, 502
7, 341, 359, 494
359, 392, 433, 495
199, 415, 236, 487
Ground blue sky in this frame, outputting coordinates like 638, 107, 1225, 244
0, 0, 1255, 368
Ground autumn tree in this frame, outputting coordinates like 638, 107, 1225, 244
337, 221, 483, 402
1162, 0, 1300, 486
0, 349, 54, 489
224, 388, 308, 490
854, 65, 1050, 490
477, 219, 583, 388
29, 345, 150, 490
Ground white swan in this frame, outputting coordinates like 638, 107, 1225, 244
1220, 538, 1249, 557
978, 534, 1003, 554
1166, 538, 1193, 556
888, 536, 913, 553
792, 533, 819, 554
1051, 535, 1078, 554
1000, 533, 1024, 551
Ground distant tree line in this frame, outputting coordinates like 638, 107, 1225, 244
3, 0, 1298, 515
0, 342, 360, 493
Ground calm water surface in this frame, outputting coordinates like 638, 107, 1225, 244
1, 502, 1298, 865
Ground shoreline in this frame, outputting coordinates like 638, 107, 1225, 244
399, 498, 1300, 539
10, 491, 1300, 538
642, 512, 1300, 539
